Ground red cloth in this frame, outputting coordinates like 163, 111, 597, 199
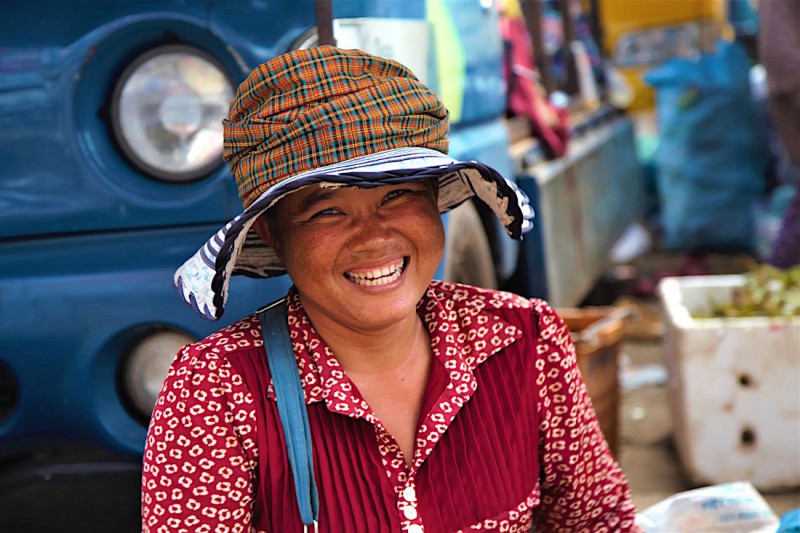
142, 281, 640, 532
500, 16, 570, 158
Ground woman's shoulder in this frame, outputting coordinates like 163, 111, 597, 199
180, 313, 263, 362
427, 280, 560, 327
166, 313, 265, 391
428, 279, 530, 307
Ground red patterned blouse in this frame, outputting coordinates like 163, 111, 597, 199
142, 281, 640, 532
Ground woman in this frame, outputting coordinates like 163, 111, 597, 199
142, 46, 640, 532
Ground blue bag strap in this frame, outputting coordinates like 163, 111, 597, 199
258, 299, 319, 529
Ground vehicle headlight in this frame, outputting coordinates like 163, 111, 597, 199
121, 328, 195, 421
110, 45, 233, 182
614, 23, 706, 68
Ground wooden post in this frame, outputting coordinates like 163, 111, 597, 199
558, 0, 580, 95
314, 0, 336, 46
520, 0, 556, 95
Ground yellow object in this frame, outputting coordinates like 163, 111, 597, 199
426, 0, 465, 122
498, 0, 523, 19
599, 0, 731, 111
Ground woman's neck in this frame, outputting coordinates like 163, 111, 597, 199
298, 294, 434, 465
300, 300, 430, 378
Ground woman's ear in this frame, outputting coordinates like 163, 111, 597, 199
252, 215, 282, 257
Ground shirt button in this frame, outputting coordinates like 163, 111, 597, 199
403, 505, 418, 520
407, 525, 423, 533
403, 486, 417, 502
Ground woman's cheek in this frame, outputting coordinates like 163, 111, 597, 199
413, 210, 445, 257
430, 223, 446, 259
282, 225, 337, 271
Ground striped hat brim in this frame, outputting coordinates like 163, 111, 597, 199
174, 147, 534, 320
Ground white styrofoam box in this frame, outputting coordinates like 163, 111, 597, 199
659, 275, 800, 490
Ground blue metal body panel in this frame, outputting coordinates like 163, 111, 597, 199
515, 178, 550, 301
334, 0, 426, 19
0, 0, 504, 241
0, 226, 291, 456
0, 2, 311, 460
1, 6, 247, 239
0, 0, 513, 468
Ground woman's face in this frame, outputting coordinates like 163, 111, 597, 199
255, 180, 445, 333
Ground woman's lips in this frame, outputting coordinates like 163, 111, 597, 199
344, 257, 408, 287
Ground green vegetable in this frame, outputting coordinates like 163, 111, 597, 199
698, 266, 800, 318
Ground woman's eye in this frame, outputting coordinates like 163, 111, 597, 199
310, 208, 340, 219
384, 189, 411, 202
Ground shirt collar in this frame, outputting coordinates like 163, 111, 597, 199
266, 282, 524, 419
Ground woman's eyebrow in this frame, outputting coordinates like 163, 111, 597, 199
295, 189, 338, 214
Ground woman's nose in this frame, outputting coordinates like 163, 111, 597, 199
346, 213, 394, 251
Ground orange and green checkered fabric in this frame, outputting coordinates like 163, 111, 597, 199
223, 46, 450, 207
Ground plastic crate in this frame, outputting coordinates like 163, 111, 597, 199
659, 275, 800, 490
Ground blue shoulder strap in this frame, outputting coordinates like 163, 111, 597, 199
258, 299, 319, 529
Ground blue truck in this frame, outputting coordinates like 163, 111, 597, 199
0, 1, 641, 529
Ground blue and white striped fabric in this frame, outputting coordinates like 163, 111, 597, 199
174, 147, 534, 320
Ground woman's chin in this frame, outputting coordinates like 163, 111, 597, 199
338, 281, 428, 329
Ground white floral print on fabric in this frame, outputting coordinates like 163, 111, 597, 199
142, 318, 262, 533
142, 280, 641, 533
528, 298, 638, 533
456, 483, 540, 532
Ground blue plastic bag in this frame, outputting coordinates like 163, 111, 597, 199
778, 508, 800, 533
645, 40, 766, 250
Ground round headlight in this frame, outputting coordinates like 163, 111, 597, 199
110, 45, 234, 182
121, 328, 195, 421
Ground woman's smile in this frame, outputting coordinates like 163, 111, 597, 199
343, 257, 409, 287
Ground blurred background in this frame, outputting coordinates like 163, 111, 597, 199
0, 0, 797, 530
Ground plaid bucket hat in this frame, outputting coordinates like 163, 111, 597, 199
175, 46, 534, 320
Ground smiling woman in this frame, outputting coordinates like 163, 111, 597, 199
254, 182, 444, 336
142, 46, 641, 532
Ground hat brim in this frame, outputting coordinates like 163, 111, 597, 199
174, 147, 534, 320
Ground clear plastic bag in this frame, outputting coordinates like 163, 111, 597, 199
636, 482, 780, 532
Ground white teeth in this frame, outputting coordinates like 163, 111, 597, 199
345, 260, 405, 286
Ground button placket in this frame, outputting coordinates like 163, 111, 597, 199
369, 411, 424, 532
403, 506, 418, 520
374, 425, 407, 489
398, 478, 423, 532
